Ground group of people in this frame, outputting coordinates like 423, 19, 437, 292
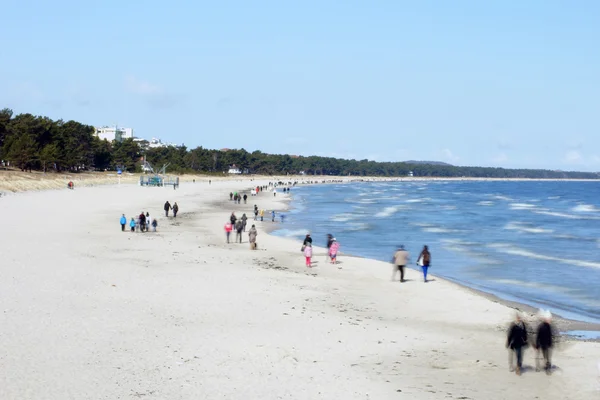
391, 245, 432, 283
506, 311, 555, 376
224, 213, 258, 249
163, 201, 179, 217
120, 211, 158, 232
301, 233, 340, 268
229, 192, 248, 204
252, 205, 284, 223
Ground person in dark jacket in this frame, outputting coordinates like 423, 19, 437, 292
417, 245, 432, 282
303, 234, 312, 246
506, 313, 529, 375
164, 201, 171, 217
535, 312, 554, 374
173, 202, 179, 218
230, 212, 237, 226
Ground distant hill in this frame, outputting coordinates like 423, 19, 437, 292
404, 160, 453, 166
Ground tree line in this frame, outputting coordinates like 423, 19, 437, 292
1, 108, 598, 179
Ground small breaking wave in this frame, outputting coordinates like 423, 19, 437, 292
504, 222, 553, 235
331, 213, 356, 222
487, 243, 600, 269
572, 204, 600, 213
375, 205, 409, 218
478, 201, 494, 206
275, 229, 310, 238
510, 203, 538, 210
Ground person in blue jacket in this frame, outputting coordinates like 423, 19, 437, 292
129, 217, 136, 232
120, 214, 127, 231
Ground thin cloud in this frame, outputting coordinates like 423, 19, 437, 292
564, 150, 583, 164
124, 76, 184, 110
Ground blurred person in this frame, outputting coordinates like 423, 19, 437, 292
120, 214, 127, 231
392, 245, 409, 282
506, 313, 529, 376
326, 234, 334, 262
535, 310, 554, 374
329, 238, 340, 266
164, 201, 172, 217
248, 225, 258, 250
235, 219, 244, 243
224, 221, 233, 243
129, 217, 136, 232
241, 213, 248, 231
173, 202, 179, 218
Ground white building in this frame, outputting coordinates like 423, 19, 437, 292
95, 126, 134, 142
228, 164, 242, 174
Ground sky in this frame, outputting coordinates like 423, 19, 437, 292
1, 0, 599, 171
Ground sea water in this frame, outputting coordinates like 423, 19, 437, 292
273, 181, 600, 323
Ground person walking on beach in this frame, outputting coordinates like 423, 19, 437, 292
224, 221, 233, 243
135, 214, 140, 232
139, 212, 147, 232
151, 218, 158, 232
129, 217, 136, 232
173, 202, 179, 218
271, 210, 276, 222
506, 313, 529, 376
120, 214, 127, 232
164, 201, 172, 217
248, 224, 258, 249
260, 209, 264, 222
235, 219, 244, 243
241, 213, 248, 231
329, 238, 340, 266
417, 245, 431, 282
254, 206, 259, 221
304, 242, 313, 268
243, 194, 248, 204
392, 245, 409, 282
229, 192, 233, 201
535, 311, 554, 374
325, 234, 334, 262
230, 212, 237, 227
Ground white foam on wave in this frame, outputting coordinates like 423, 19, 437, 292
548, 196, 561, 200
491, 279, 577, 294
344, 222, 371, 232
510, 203, 538, 210
276, 229, 309, 238
478, 201, 494, 206
488, 243, 600, 270
534, 210, 599, 220
493, 195, 513, 201
423, 227, 458, 234
442, 205, 457, 210
330, 213, 356, 222
375, 206, 403, 218
406, 198, 432, 203
504, 222, 553, 234
572, 204, 600, 213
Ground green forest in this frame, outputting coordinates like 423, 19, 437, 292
0, 108, 598, 179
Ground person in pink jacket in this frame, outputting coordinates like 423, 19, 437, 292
329, 239, 340, 265
304, 242, 313, 268
224, 221, 233, 243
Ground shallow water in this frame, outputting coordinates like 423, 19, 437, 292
273, 181, 600, 323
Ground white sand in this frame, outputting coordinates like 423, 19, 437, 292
0, 178, 599, 399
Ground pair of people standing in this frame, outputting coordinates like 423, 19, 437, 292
391, 245, 431, 282
164, 201, 179, 217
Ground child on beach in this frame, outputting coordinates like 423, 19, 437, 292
130, 217, 136, 232
151, 218, 158, 232
271, 210, 276, 222
260, 209, 264, 221
120, 214, 127, 231
224, 221, 233, 243
304, 242, 313, 267
329, 239, 340, 266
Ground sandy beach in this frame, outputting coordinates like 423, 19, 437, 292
1, 177, 599, 399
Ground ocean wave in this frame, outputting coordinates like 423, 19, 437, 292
374, 205, 409, 218
477, 201, 494, 206
275, 229, 309, 238
548, 196, 561, 200
330, 213, 356, 222
493, 195, 513, 201
423, 227, 459, 234
343, 222, 372, 232
533, 210, 600, 220
510, 203, 538, 210
504, 222, 553, 235
406, 198, 432, 203
491, 279, 578, 294
487, 243, 600, 269
572, 204, 600, 213
442, 205, 457, 210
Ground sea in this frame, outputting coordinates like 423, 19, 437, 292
272, 180, 600, 324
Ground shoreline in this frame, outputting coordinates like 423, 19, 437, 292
256, 182, 600, 339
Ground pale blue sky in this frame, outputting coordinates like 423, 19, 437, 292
1, 1, 599, 170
